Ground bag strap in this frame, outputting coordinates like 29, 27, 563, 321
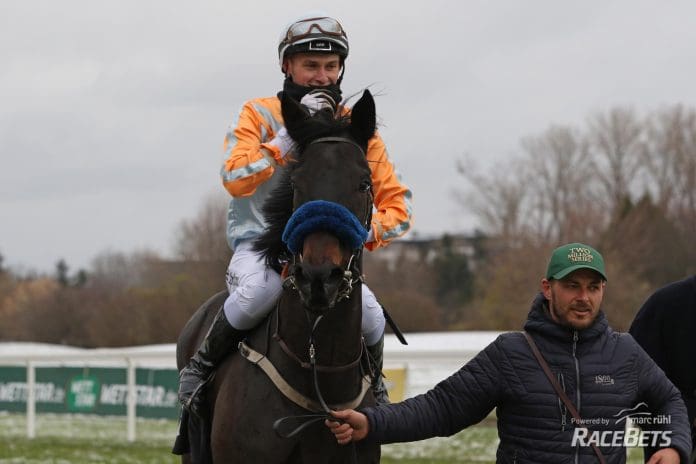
523, 331, 607, 464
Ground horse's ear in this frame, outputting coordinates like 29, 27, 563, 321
280, 92, 310, 139
350, 89, 376, 148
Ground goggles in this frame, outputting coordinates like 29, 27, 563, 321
281, 16, 347, 46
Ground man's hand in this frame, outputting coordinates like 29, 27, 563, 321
646, 447, 681, 464
300, 90, 337, 115
267, 127, 294, 158
324, 409, 369, 445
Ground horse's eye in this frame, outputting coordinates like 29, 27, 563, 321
359, 179, 372, 192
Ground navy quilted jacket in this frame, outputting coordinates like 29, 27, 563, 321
363, 294, 692, 463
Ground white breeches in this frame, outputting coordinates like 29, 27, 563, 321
223, 241, 385, 346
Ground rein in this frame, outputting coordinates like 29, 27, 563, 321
238, 299, 371, 443
238, 273, 369, 445
269, 312, 367, 462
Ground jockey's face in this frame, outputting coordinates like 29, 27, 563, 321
541, 269, 605, 330
283, 53, 341, 87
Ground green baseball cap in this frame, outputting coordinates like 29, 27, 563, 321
546, 242, 607, 281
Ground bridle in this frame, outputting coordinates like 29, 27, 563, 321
270, 135, 374, 456
282, 252, 362, 309
282, 135, 373, 308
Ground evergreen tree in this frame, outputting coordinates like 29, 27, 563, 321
56, 259, 69, 287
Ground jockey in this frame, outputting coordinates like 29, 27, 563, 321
178, 12, 413, 415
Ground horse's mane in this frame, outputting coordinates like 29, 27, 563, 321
253, 108, 356, 271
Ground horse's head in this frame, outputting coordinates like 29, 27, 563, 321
282, 90, 376, 312
255, 90, 376, 313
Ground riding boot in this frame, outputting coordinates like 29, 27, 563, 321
178, 307, 246, 416
367, 334, 390, 405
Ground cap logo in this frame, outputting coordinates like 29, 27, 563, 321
308, 40, 332, 51
547, 242, 606, 281
567, 247, 594, 264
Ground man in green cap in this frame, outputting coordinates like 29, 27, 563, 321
325, 242, 692, 463
542, 242, 607, 331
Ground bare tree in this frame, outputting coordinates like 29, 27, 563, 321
173, 191, 231, 265
456, 156, 527, 245
521, 125, 602, 244
89, 249, 162, 290
586, 107, 644, 215
456, 125, 603, 246
644, 105, 696, 248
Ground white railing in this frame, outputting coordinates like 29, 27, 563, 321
0, 347, 175, 442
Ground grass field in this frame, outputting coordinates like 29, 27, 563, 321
0, 412, 645, 463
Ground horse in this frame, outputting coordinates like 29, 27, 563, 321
175, 89, 382, 463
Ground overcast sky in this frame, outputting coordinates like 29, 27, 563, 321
2, 0, 696, 274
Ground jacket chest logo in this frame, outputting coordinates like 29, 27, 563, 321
594, 374, 615, 386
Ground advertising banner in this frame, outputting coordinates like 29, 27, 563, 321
0, 366, 180, 419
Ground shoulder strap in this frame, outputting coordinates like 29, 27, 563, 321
523, 331, 606, 464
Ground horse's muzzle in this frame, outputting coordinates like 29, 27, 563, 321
293, 262, 345, 311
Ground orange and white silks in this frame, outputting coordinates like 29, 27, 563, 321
220, 95, 412, 252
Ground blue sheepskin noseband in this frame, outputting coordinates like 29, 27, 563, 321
282, 200, 369, 254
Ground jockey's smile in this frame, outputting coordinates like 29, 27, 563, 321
283, 53, 341, 87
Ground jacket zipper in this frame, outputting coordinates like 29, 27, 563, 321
558, 372, 567, 431
572, 330, 580, 464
